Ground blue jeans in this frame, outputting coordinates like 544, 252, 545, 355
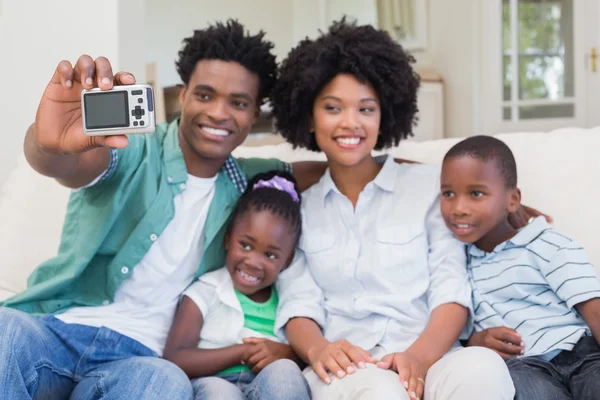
0, 308, 193, 400
506, 336, 600, 400
192, 359, 311, 400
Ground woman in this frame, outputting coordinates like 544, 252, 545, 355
271, 19, 515, 400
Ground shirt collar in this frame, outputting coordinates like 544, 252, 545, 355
200, 268, 242, 312
319, 155, 397, 203
467, 216, 550, 257
162, 118, 246, 194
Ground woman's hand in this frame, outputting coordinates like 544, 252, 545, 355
508, 204, 552, 229
377, 351, 427, 400
307, 339, 375, 384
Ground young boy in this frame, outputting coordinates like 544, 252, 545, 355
440, 135, 600, 400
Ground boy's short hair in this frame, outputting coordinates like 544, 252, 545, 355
271, 18, 420, 152
444, 135, 518, 188
175, 19, 277, 105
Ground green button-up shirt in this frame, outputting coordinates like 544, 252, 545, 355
1, 120, 286, 314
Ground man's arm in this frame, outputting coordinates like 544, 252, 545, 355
25, 55, 133, 188
24, 124, 110, 188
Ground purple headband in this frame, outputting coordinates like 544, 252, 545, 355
253, 176, 300, 203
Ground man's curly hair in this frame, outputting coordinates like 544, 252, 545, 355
176, 19, 277, 105
271, 19, 420, 151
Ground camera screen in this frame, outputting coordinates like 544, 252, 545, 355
84, 91, 129, 129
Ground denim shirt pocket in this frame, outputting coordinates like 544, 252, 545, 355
375, 225, 427, 278
299, 231, 339, 287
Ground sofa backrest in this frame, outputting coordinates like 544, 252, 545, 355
1, 128, 598, 301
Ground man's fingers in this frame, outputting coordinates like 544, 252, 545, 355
90, 135, 129, 150
54, 60, 74, 88
313, 362, 332, 384
74, 55, 96, 88
94, 57, 114, 90
114, 71, 136, 86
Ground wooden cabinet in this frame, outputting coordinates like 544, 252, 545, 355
413, 69, 445, 142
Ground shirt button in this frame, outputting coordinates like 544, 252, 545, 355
167, 176, 173, 182
179, 183, 186, 190
150, 233, 158, 241
102, 300, 110, 305
121, 266, 129, 274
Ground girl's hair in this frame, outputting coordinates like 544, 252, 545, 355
230, 171, 302, 245
271, 18, 420, 151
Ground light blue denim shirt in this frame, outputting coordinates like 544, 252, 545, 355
276, 156, 471, 353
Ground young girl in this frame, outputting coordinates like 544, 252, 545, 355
163, 171, 311, 400
270, 20, 515, 400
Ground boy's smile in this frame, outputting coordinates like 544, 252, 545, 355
440, 156, 520, 252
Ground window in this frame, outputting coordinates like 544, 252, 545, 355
502, 0, 574, 121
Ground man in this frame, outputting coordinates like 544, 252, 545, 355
0, 20, 320, 400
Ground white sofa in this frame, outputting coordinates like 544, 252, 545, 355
1, 128, 599, 302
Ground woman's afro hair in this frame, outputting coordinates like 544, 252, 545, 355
271, 18, 420, 151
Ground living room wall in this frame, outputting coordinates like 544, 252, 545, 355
0, 0, 146, 189
144, 0, 479, 139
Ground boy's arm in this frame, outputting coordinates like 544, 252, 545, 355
576, 298, 600, 344
539, 236, 600, 343
467, 327, 523, 359
163, 296, 250, 379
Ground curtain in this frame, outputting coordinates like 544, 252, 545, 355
377, 0, 414, 39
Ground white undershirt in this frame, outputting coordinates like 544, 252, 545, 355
57, 174, 217, 355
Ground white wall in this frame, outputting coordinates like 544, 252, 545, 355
0, 0, 146, 189
144, 0, 294, 87
290, 0, 477, 139
411, 0, 476, 138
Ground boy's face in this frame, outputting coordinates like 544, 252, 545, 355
440, 156, 521, 248
225, 210, 296, 298
178, 60, 260, 168
312, 74, 381, 168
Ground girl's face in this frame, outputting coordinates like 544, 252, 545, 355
225, 209, 296, 301
312, 74, 381, 168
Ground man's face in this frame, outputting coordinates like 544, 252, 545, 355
178, 60, 260, 167
440, 156, 520, 251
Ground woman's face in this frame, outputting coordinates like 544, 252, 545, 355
312, 74, 381, 168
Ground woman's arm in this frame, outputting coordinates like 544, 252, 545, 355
286, 317, 330, 364
406, 303, 467, 367
163, 296, 250, 379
